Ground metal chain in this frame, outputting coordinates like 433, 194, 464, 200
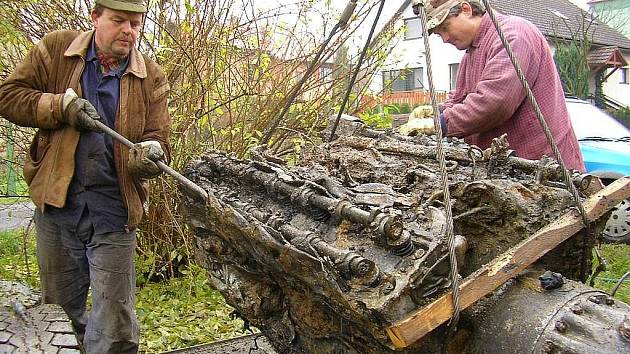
415, 3, 462, 330
480, 0, 592, 279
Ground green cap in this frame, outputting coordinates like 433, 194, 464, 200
95, 0, 147, 13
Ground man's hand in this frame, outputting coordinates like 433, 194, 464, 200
62, 90, 102, 132
128, 141, 164, 179
406, 117, 436, 135
399, 105, 436, 136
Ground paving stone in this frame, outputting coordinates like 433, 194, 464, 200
2, 284, 75, 353
0, 343, 16, 353
0, 330, 12, 343
38, 305, 64, 315
5, 332, 24, 347
51, 334, 78, 348
43, 330, 55, 344
46, 322, 73, 334
43, 314, 67, 322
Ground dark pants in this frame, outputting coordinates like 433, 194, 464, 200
35, 209, 139, 354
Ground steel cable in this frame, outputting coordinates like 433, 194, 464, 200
262, 0, 359, 145
414, 3, 463, 331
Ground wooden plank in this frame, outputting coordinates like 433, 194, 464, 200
386, 176, 630, 348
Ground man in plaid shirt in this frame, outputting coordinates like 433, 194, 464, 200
413, 0, 585, 171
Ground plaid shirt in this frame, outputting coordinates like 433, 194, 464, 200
442, 12, 585, 171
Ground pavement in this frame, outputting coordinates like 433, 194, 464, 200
0, 200, 35, 232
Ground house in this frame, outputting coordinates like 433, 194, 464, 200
373, 0, 630, 109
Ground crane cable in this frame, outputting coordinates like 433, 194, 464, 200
412, 1, 463, 334
261, 0, 358, 145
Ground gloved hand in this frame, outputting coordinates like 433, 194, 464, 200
128, 141, 164, 179
400, 105, 435, 136
407, 117, 435, 135
62, 90, 102, 132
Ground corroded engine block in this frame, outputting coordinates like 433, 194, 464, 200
182, 120, 627, 354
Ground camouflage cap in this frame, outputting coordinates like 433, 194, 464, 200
95, 0, 147, 13
425, 0, 462, 32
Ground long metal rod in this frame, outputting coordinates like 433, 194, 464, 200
93, 120, 208, 201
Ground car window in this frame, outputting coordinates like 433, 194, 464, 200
566, 100, 630, 140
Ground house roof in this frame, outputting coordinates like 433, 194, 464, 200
587, 45, 628, 67
489, 0, 630, 50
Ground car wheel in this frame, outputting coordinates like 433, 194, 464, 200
602, 199, 630, 244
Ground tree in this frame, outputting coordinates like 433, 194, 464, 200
589, 2, 630, 39
550, 10, 593, 99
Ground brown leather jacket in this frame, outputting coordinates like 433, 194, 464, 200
0, 30, 171, 229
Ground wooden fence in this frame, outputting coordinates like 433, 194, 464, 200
361, 90, 449, 111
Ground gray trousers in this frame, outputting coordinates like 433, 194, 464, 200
35, 210, 139, 354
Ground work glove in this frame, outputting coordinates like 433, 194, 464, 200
62, 90, 102, 132
128, 141, 164, 179
404, 117, 436, 136
399, 105, 435, 136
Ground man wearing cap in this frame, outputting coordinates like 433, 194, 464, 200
0, 0, 170, 352
411, 0, 584, 171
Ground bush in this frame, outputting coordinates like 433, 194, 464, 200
611, 107, 630, 129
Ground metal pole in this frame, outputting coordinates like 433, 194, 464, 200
4, 120, 17, 196
93, 119, 208, 201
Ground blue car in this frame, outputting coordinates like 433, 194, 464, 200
566, 97, 630, 243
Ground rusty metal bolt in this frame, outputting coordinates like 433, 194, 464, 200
381, 281, 395, 295
620, 316, 630, 341
542, 340, 555, 353
555, 320, 568, 333
413, 248, 426, 260
570, 304, 583, 315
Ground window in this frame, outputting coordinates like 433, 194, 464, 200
449, 63, 459, 90
383, 68, 424, 92
621, 67, 629, 84
320, 66, 333, 83
404, 18, 422, 40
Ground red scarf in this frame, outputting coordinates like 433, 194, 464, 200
97, 50, 125, 73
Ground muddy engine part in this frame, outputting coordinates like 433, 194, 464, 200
182, 123, 630, 354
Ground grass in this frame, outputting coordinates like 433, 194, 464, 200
0, 229, 39, 287
136, 264, 248, 353
1, 228, 629, 352
591, 243, 630, 304
0, 169, 30, 204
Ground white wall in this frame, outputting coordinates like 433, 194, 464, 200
601, 53, 630, 106
374, 6, 464, 93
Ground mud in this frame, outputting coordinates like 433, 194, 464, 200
182, 120, 610, 353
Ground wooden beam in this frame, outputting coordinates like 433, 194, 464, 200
602, 67, 619, 82
386, 176, 630, 349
